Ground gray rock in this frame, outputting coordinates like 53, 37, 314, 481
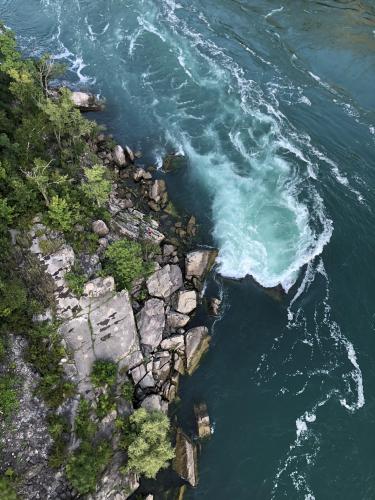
146, 265, 183, 299
124, 145, 135, 163
113, 145, 127, 167
173, 428, 198, 487
70, 90, 103, 111
185, 327, 210, 375
160, 335, 185, 353
136, 299, 165, 352
152, 354, 172, 384
133, 168, 152, 182
92, 219, 109, 237
166, 311, 190, 330
173, 290, 197, 315
149, 179, 167, 204
110, 209, 164, 244
185, 249, 218, 280
141, 394, 163, 412
78, 252, 101, 278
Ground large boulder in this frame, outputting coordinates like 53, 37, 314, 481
173, 290, 197, 315
166, 311, 190, 330
70, 91, 103, 111
136, 299, 165, 353
185, 327, 210, 375
185, 249, 218, 281
92, 219, 109, 237
149, 179, 167, 204
146, 265, 183, 299
113, 145, 127, 167
173, 429, 198, 487
160, 335, 185, 353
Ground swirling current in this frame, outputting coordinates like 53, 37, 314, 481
1, 0, 375, 498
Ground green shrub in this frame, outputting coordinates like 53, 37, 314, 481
123, 408, 175, 479
103, 239, 152, 291
65, 270, 86, 296
91, 359, 117, 388
47, 195, 77, 232
48, 414, 70, 468
75, 398, 97, 440
0, 374, 19, 419
38, 237, 64, 255
0, 475, 18, 500
66, 441, 111, 495
26, 322, 75, 407
96, 393, 116, 419
122, 381, 134, 403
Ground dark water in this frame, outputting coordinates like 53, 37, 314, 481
2, 1, 375, 498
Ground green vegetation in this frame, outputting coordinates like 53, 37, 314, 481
122, 381, 134, 402
0, 373, 19, 419
91, 359, 117, 388
25, 322, 75, 408
65, 269, 87, 296
0, 475, 18, 500
66, 440, 112, 495
75, 398, 97, 440
103, 239, 153, 291
47, 414, 70, 468
120, 408, 175, 479
81, 165, 111, 208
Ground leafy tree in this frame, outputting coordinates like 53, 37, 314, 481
47, 195, 76, 232
81, 165, 111, 207
123, 408, 175, 479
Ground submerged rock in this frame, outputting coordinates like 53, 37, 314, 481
185, 327, 210, 375
173, 429, 198, 487
209, 297, 222, 316
194, 403, 211, 439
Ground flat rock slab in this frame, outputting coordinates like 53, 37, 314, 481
185, 327, 210, 375
146, 265, 183, 299
173, 428, 198, 487
110, 209, 164, 244
136, 298, 165, 353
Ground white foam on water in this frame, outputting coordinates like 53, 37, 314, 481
155, 0, 334, 291
265, 6, 284, 19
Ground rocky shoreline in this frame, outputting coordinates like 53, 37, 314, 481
1, 91, 220, 499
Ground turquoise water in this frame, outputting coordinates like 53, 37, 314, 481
2, 0, 375, 498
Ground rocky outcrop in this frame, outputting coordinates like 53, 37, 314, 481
185, 249, 218, 281
136, 298, 165, 353
110, 208, 164, 244
185, 327, 210, 375
166, 311, 190, 330
209, 297, 222, 316
113, 145, 127, 167
146, 265, 183, 299
60, 279, 141, 393
173, 429, 198, 487
70, 90, 104, 111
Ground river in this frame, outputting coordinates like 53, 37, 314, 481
1, 0, 375, 498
